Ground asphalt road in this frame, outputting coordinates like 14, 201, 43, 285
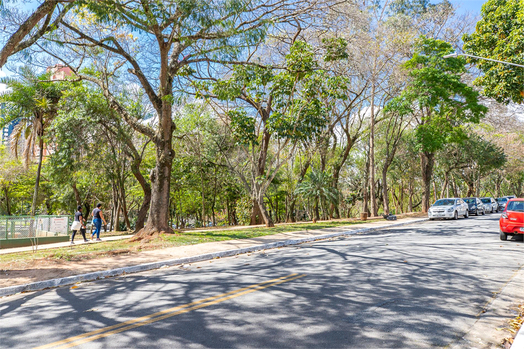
1, 214, 523, 349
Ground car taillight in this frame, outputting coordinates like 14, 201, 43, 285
502, 212, 508, 219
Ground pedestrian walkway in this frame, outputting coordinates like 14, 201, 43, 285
0, 234, 134, 255
1, 216, 426, 289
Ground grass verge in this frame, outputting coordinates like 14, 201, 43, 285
0, 220, 368, 267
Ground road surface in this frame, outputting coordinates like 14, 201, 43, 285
0, 214, 522, 348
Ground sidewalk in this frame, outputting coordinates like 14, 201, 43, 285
0, 217, 425, 290
0, 234, 134, 255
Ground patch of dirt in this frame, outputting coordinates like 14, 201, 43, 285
0, 216, 425, 289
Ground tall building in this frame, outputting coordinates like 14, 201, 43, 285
0, 102, 14, 146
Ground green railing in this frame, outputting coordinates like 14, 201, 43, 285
0, 215, 70, 240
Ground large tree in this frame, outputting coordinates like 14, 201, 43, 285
206, 41, 346, 226
463, 0, 524, 104
36, 0, 318, 236
386, 36, 487, 212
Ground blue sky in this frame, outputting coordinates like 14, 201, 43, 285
450, 0, 485, 14
0, 0, 487, 83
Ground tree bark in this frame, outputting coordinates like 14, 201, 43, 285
382, 166, 390, 215
0, 0, 58, 68
141, 138, 174, 235
31, 132, 45, 216
114, 200, 120, 232
254, 195, 274, 227
130, 159, 151, 232
408, 180, 413, 212
369, 83, 378, 217
466, 181, 475, 197
420, 152, 435, 213
120, 182, 131, 231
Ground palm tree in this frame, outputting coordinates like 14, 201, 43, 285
0, 67, 63, 215
294, 169, 340, 222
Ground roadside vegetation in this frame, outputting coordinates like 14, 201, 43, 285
0, 219, 371, 265
0, 0, 522, 238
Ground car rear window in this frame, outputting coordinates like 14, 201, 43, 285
506, 201, 524, 212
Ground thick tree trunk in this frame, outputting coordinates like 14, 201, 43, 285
255, 195, 274, 227
466, 181, 475, 197
420, 152, 435, 213
141, 141, 174, 235
250, 198, 263, 225
31, 134, 44, 216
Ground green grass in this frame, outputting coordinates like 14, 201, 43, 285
0, 220, 367, 267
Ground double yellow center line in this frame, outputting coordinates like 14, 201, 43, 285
34, 273, 306, 349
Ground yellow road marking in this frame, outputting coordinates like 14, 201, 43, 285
34, 273, 305, 349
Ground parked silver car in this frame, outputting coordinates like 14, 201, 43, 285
428, 198, 469, 220
480, 197, 498, 213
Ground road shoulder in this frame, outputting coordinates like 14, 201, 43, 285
450, 264, 524, 349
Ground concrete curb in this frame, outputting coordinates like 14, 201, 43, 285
0, 218, 427, 298
512, 325, 524, 348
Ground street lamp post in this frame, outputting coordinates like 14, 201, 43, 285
443, 52, 524, 69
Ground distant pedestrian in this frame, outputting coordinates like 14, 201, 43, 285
91, 203, 107, 242
71, 206, 88, 244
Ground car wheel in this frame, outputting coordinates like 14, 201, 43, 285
429, 218, 434, 221
454, 211, 458, 220
482, 209, 485, 216
464, 210, 469, 218
500, 231, 508, 241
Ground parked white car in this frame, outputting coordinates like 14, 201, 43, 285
428, 198, 469, 220
480, 197, 498, 213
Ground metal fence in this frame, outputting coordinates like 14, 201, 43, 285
0, 215, 70, 239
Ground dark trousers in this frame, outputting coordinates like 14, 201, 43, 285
71, 229, 87, 241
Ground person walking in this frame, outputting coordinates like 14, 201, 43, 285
71, 205, 88, 244
91, 203, 107, 242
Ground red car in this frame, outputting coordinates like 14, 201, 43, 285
499, 198, 524, 241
